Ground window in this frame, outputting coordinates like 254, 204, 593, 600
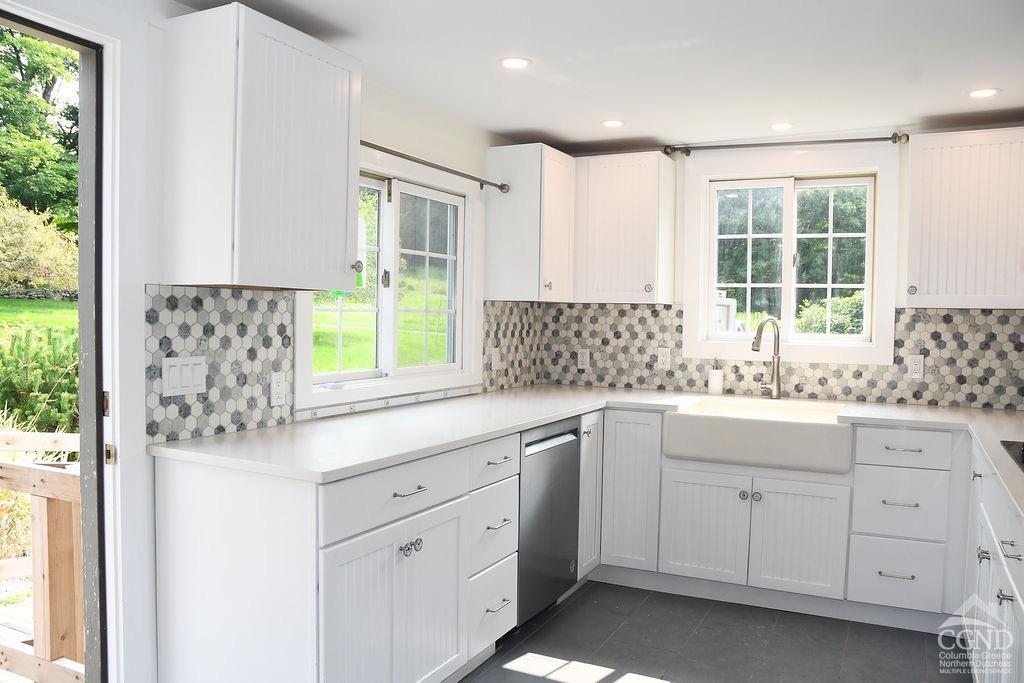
710, 176, 874, 341
298, 173, 473, 409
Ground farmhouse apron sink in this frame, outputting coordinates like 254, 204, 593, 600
662, 396, 853, 474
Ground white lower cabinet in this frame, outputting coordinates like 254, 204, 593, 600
971, 509, 1024, 682
601, 410, 662, 570
467, 553, 519, 657
747, 478, 850, 599
320, 498, 468, 683
578, 410, 604, 577
659, 469, 751, 584
659, 469, 850, 599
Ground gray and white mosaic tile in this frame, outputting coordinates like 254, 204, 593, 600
144, 285, 295, 443
482, 302, 1024, 410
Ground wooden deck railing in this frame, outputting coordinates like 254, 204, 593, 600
0, 431, 84, 682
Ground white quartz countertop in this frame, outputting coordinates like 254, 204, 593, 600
149, 385, 1023, 505
148, 385, 698, 483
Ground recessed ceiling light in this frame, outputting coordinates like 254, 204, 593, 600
498, 57, 531, 70
969, 88, 1001, 99
771, 122, 793, 131
601, 120, 624, 128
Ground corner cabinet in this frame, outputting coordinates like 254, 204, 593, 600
907, 127, 1024, 307
484, 143, 575, 301
601, 410, 662, 570
162, 3, 361, 290
575, 152, 675, 303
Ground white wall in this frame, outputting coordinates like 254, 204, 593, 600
361, 79, 508, 178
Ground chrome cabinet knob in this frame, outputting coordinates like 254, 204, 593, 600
751, 492, 763, 502
978, 546, 992, 563
998, 589, 1016, 605
739, 491, 749, 501
544, 281, 553, 290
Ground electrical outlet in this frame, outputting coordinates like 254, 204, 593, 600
656, 347, 672, 370
907, 354, 925, 380
270, 371, 287, 407
577, 348, 590, 370
489, 347, 502, 369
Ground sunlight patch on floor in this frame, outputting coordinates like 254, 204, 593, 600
502, 652, 660, 683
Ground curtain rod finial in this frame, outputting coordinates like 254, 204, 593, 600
892, 132, 910, 144
499, 183, 510, 193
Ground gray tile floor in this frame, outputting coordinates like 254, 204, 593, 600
464, 582, 972, 682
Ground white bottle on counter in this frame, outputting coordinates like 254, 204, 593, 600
707, 359, 724, 395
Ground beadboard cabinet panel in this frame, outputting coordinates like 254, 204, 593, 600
748, 478, 850, 599
575, 152, 675, 303
163, 4, 361, 290
600, 410, 662, 570
908, 127, 1024, 307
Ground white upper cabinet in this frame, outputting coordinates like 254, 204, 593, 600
575, 152, 675, 303
908, 127, 1024, 307
162, 3, 361, 290
485, 143, 575, 301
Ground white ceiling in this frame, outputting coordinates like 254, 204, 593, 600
184, 0, 1024, 151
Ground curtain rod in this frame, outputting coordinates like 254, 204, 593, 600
360, 140, 510, 193
665, 132, 909, 156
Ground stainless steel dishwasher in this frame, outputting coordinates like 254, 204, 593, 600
518, 417, 580, 625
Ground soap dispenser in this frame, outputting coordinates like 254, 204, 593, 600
707, 358, 724, 395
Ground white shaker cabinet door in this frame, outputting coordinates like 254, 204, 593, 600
577, 410, 604, 577
600, 410, 662, 570
394, 498, 469, 683
748, 478, 850, 599
539, 146, 576, 302
659, 469, 752, 584
319, 518, 404, 682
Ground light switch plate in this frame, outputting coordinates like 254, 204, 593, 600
656, 347, 672, 370
577, 348, 590, 370
270, 371, 287, 407
161, 356, 208, 397
907, 354, 925, 380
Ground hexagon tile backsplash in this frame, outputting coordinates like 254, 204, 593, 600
145, 285, 294, 443
483, 302, 1023, 410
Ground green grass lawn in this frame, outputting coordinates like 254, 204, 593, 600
313, 307, 451, 375
0, 298, 78, 334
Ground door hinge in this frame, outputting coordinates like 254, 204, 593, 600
104, 443, 117, 465
386, 178, 393, 203
102, 390, 110, 417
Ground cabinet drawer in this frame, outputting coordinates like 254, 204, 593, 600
468, 476, 520, 576
468, 553, 518, 657
465, 434, 521, 491
319, 450, 467, 546
852, 465, 950, 541
855, 427, 952, 470
847, 535, 945, 612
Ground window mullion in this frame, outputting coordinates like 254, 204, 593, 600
379, 188, 399, 377
781, 177, 796, 339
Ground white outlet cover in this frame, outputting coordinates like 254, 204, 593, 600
577, 348, 590, 370
161, 356, 208, 397
907, 354, 925, 380
270, 371, 287, 407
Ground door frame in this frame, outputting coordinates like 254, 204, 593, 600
0, 7, 106, 680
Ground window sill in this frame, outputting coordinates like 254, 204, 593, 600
684, 337, 894, 366
294, 368, 483, 414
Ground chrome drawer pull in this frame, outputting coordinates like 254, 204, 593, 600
972, 471, 983, 480
485, 598, 511, 613
884, 445, 923, 453
486, 456, 514, 467
881, 499, 920, 508
998, 589, 1016, 605
978, 546, 992, 563
486, 518, 512, 531
393, 484, 429, 498
999, 539, 1023, 561
878, 570, 916, 581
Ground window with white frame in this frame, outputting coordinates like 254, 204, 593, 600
710, 176, 874, 341
309, 177, 465, 387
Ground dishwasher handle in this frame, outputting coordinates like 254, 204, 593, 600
524, 432, 578, 457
